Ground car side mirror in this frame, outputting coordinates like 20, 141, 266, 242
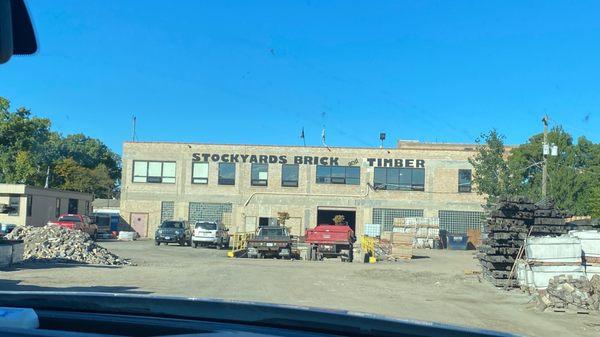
0, 0, 37, 64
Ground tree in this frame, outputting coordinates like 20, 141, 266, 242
468, 130, 513, 206
53, 158, 115, 197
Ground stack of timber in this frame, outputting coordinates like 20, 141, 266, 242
478, 197, 596, 287
390, 232, 413, 260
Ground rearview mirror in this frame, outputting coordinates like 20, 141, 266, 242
0, 0, 37, 64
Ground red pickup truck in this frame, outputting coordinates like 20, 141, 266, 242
48, 214, 99, 240
305, 224, 356, 262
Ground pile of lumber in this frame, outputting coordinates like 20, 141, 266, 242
478, 196, 589, 287
390, 232, 413, 260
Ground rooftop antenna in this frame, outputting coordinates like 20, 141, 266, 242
132, 115, 137, 142
379, 132, 386, 148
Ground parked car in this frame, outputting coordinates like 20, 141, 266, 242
191, 221, 230, 249
247, 226, 292, 259
155, 220, 191, 246
48, 214, 99, 240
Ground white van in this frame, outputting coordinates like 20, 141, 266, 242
192, 221, 230, 249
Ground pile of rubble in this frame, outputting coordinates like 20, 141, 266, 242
7, 225, 130, 265
537, 275, 600, 312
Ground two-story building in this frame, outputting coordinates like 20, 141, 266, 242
120, 140, 486, 238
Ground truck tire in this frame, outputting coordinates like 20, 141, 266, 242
155, 241, 160, 246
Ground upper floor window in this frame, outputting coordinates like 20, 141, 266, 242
374, 167, 425, 191
192, 162, 209, 184
218, 163, 236, 185
316, 165, 360, 185
133, 161, 176, 184
251, 164, 268, 186
282, 164, 299, 187
458, 169, 472, 193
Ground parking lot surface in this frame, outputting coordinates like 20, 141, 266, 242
2, 240, 599, 336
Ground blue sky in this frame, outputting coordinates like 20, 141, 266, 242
1, 0, 599, 154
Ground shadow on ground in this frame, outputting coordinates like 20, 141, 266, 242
0, 278, 151, 294
5, 261, 122, 271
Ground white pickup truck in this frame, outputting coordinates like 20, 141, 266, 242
191, 221, 230, 249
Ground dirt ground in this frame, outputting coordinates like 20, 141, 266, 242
2, 240, 599, 336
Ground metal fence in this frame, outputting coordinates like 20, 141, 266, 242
372, 208, 424, 231
438, 210, 485, 234
188, 202, 233, 223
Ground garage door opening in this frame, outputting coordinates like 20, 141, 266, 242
317, 208, 356, 232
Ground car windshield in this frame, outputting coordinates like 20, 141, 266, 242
58, 216, 81, 222
259, 228, 285, 236
3, 2, 600, 336
161, 221, 183, 229
196, 222, 217, 230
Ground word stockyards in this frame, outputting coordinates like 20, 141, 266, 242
192, 153, 426, 168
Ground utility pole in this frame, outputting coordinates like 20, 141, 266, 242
132, 116, 137, 142
541, 115, 549, 200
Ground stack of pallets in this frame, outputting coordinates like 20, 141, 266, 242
390, 232, 413, 260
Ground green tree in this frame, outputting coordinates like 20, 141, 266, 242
468, 130, 513, 206
589, 185, 600, 218
53, 158, 115, 197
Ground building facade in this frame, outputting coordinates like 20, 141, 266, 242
0, 184, 93, 227
121, 141, 486, 238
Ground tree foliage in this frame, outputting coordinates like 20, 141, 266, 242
468, 130, 513, 206
0, 97, 120, 197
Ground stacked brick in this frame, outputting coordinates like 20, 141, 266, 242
478, 197, 592, 287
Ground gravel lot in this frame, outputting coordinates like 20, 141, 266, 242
2, 240, 599, 336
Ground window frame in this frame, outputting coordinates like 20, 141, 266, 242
192, 162, 209, 185
218, 162, 236, 185
374, 167, 425, 191
8, 195, 20, 216
281, 164, 299, 187
132, 160, 176, 184
315, 165, 360, 185
251, 163, 268, 187
26, 195, 33, 217
458, 169, 472, 193
55, 198, 61, 218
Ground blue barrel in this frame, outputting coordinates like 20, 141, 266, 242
446, 234, 469, 250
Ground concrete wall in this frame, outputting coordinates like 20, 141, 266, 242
121, 142, 486, 238
0, 184, 93, 227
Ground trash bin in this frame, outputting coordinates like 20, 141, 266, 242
446, 234, 469, 250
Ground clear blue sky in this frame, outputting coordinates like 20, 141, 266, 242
1, 0, 599, 154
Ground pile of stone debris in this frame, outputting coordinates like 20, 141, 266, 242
536, 275, 600, 312
6, 225, 130, 266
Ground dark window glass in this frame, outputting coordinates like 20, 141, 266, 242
196, 222, 217, 230
316, 165, 331, 183
68, 199, 78, 214
8, 196, 20, 216
161, 221, 184, 228
218, 163, 236, 185
316, 165, 360, 185
458, 169, 472, 193
27, 196, 33, 216
373, 168, 425, 191
282, 164, 299, 187
55, 198, 61, 218
251, 163, 268, 186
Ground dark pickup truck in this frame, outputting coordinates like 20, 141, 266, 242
247, 226, 292, 259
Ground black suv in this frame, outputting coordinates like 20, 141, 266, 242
155, 220, 191, 246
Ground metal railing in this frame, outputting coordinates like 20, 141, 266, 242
227, 232, 255, 258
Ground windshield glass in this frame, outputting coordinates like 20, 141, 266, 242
161, 221, 184, 229
195, 222, 217, 230
259, 228, 285, 236
2, 2, 599, 336
58, 216, 81, 222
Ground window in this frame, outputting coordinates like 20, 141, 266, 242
8, 195, 20, 216
132, 160, 176, 184
192, 162, 209, 184
55, 198, 61, 218
458, 169, 472, 193
251, 164, 268, 186
218, 163, 236, 185
316, 166, 360, 185
85, 201, 90, 215
68, 198, 78, 214
439, 210, 485, 234
282, 164, 299, 187
27, 196, 33, 216
161, 201, 174, 222
374, 167, 425, 191
373, 208, 424, 231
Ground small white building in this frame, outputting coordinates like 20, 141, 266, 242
0, 184, 93, 227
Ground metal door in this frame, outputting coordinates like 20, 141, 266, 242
130, 212, 148, 237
